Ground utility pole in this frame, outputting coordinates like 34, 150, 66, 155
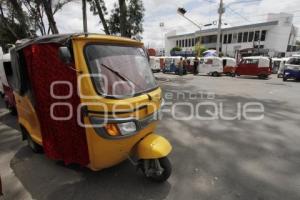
216, 0, 225, 56
82, 0, 88, 33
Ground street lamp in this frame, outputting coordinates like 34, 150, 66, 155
177, 7, 203, 56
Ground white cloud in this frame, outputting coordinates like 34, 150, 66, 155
54, 0, 300, 48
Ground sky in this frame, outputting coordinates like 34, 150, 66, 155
54, 0, 300, 48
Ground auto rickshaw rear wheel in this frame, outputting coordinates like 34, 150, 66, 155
21, 127, 43, 153
141, 157, 172, 182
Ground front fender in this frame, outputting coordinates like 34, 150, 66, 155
135, 134, 172, 159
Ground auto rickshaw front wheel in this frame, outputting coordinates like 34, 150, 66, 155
141, 157, 172, 182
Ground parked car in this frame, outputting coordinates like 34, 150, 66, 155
236, 56, 271, 79
198, 57, 223, 77
222, 57, 237, 76
283, 55, 300, 81
149, 56, 161, 72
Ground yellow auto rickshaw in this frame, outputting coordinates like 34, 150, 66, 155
9, 34, 172, 182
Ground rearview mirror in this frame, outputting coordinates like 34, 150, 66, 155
58, 46, 72, 64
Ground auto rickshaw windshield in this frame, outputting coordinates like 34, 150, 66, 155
85, 44, 158, 97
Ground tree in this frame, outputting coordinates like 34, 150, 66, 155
118, 0, 127, 37
0, 0, 73, 51
22, 0, 46, 35
87, 0, 110, 34
108, 3, 120, 34
127, 0, 144, 36
170, 46, 182, 54
109, 0, 145, 38
0, 0, 29, 44
194, 43, 207, 57
40, 0, 73, 34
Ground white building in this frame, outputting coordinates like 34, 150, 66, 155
165, 13, 298, 58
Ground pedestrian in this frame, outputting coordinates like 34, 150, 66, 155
193, 56, 199, 75
178, 57, 184, 76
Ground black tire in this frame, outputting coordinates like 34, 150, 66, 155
277, 74, 281, 78
231, 73, 236, 77
21, 127, 43, 153
212, 72, 218, 77
142, 157, 172, 182
10, 106, 17, 116
283, 76, 287, 82
258, 74, 268, 79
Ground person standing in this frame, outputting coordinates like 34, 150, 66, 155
193, 56, 199, 75
178, 57, 184, 76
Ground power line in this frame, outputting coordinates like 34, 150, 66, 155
226, 6, 250, 22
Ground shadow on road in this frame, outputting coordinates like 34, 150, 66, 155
11, 146, 171, 200
6, 81, 300, 200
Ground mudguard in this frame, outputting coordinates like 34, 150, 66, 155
135, 134, 172, 159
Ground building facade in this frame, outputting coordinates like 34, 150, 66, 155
165, 13, 298, 58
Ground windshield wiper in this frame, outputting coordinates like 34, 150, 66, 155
100, 63, 144, 91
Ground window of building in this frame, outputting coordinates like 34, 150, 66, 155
176, 40, 179, 47
261, 30, 267, 41
210, 35, 217, 43
232, 33, 237, 43
178, 40, 181, 47
248, 32, 254, 42
182, 40, 185, 47
243, 32, 248, 43
192, 38, 195, 46
224, 34, 227, 44
238, 32, 243, 43
228, 34, 232, 44
254, 31, 260, 41
188, 39, 191, 47
185, 39, 188, 47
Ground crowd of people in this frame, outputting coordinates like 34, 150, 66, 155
177, 57, 200, 76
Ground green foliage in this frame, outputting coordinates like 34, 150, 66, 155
194, 43, 207, 57
171, 46, 182, 53
109, 3, 120, 34
109, 0, 145, 37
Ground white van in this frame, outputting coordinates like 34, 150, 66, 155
198, 57, 223, 76
0, 52, 11, 96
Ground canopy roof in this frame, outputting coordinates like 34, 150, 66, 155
14, 33, 142, 51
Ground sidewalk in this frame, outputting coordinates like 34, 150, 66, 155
0, 104, 32, 200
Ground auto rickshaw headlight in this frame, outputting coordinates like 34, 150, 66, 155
117, 122, 137, 136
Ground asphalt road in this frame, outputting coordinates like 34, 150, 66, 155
1, 74, 300, 200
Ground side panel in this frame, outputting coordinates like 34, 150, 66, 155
15, 94, 42, 145
22, 44, 90, 166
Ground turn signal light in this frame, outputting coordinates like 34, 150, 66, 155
105, 124, 120, 136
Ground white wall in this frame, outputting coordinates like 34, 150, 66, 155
165, 13, 297, 57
